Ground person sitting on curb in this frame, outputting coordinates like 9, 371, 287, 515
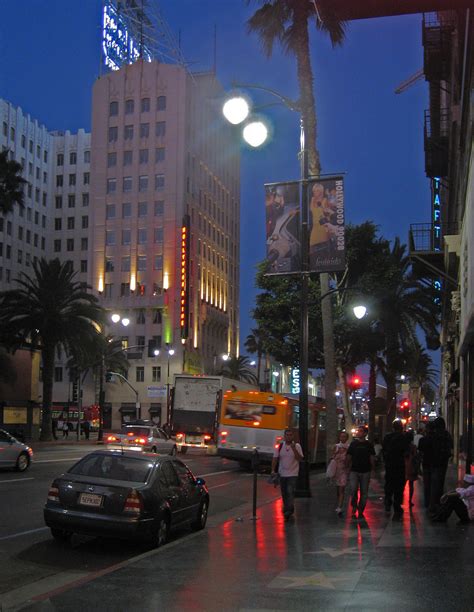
432, 473, 474, 524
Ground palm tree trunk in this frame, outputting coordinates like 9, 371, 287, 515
368, 359, 377, 442
40, 344, 54, 441
337, 366, 352, 429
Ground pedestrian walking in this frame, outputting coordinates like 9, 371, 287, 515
52, 419, 58, 440
418, 421, 434, 509
62, 420, 69, 438
432, 473, 474, 524
346, 426, 376, 519
271, 429, 303, 521
83, 420, 91, 440
382, 420, 409, 518
404, 430, 420, 507
429, 417, 453, 516
331, 431, 350, 516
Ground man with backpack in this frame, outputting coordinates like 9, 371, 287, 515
383, 419, 410, 518
346, 426, 376, 519
271, 429, 303, 521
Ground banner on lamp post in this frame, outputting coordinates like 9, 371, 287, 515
265, 181, 301, 274
308, 176, 345, 273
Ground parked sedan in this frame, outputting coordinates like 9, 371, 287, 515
105, 424, 177, 455
44, 450, 209, 547
0, 429, 33, 472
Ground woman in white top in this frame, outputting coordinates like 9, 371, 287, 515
332, 431, 350, 516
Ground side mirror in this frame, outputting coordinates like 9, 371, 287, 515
195, 477, 206, 486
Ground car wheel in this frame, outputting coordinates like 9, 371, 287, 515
180, 446, 187, 455
170, 445, 177, 456
16, 452, 30, 472
50, 528, 72, 542
151, 446, 157, 454
153, 516, 170, 548
191, 499, 209, 531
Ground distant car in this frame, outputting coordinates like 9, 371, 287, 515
44, 450, 209, 547
105, 424, 177, 455
0, 429, 33, 472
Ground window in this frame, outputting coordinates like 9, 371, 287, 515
84, 150, 90, 163
26, 252, 31, 266
155, 174, 165, 191
68, 194, 75, 208
125, 99, 134, 114
136, 367, 144, 383
155, 121, 166, 137
82, 193, 89, 206
106, 204, 116, 219
42, 214, 46, 228
136, 309, 146, 324
81, 237, 88, 250
153, 282, 161, 297
154, 255, 163, 270
121, 283, 130, 297
138, 229, 147, 244
141, 97, 150, 112
108, 152, 117, 167
54, 239, 61, 252
154, 200, 164, 216
139, 175, 148, 192
28, 163, 33, 176
17, 250, 23, 264
82, 216, 89, 229
107, 178, 116, 194
157, 96, 166, 111
139, 149, 148, 164
43, 171, 47, 184
36, 167, 40, 180
42, 192, 47, 207
26, 229, 31, 243
36, 145, 40, 158
57, 153, 64, 166
7, 220, 12, 234
105, 230, 116, 246
155, 147, 165, 163
69, 173, 76, 186
122, 202, 131, 218
55, 196, 62, 209
54, 218, 62, 231
138, 202, 148, 217
10, 126, 15, 141
35, 188, 40, 202
56, 175, 63, 187
34, 234, 38, 247
124, 125, 134, 140
123, 176, 132, 192
83, 172, 90, 185
67, 238, 74, 251
152, 309, 162, 324
105, 257, 114, 272
29, 140, 33, 153
140, 123, 149, 138
6, 244, 11, 258
21, 134, 26, 148
154, 227, 163, 243
70, 152, 77, 165
80, 260, 88, 273
54, 367, 63, 383
109, 101, 118, 116
137, 255, 147, 271
136, 335, 145, 348
41, 237, 45, 250
107, 127, 119, 146
152, 366, 161, 382
121, 256, 130, 271
2, 122, 7, 136
67, 217, 75, 230
123, 150, 133, 166
122, 229, 131, 245
26, 208, 32, 221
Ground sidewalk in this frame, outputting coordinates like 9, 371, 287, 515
29, 432, 101, 451
17, 470, 474, 612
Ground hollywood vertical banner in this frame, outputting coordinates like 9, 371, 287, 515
308, 176, 345, 273
265, 181, 301, 274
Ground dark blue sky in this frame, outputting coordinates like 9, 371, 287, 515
0, 1, 431, 349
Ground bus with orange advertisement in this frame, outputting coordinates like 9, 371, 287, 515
217, 390, 339, 467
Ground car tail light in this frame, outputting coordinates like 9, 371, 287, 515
220, 431, 228, 437
203, 434, 211, 441
123, 489, 143, 515
27, 446, 33, 457
48, 485, 59, 502
253, 421, 260, 426
176, 433, 184, 439
106, 435, 119, 443
134, 437, 146, 444
127, 432, 134, 437
274, 435, 283, 449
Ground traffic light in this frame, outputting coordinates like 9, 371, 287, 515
348, 375, 362, 390
72, 379, 78, 402
401, 399, 410, 410
105, 372, 114, 383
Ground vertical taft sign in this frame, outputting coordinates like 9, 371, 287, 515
180, 216, 190, 339
264, 181, 301, 274
308, 177, 345, 273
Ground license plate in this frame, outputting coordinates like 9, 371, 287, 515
186, 436, 202, 444
79, 493, 103, 507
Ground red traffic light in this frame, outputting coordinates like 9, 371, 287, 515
401, 399, 410, 409
349, 375, 362, 389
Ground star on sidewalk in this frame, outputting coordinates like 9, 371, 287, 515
269, 571, 359, 590
305, 546, 364, 558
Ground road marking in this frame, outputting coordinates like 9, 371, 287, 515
199, 469, 238, 477
0, 526, 48, 541
34, 458, 83, 464
0, 477, 34, 484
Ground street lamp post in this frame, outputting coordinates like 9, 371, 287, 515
166, 345, 175, 424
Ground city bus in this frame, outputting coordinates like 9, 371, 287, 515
217, 390, 339, 467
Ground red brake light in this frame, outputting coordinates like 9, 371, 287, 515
127, 432, 134, 437
47, 485, 59, 502
123, 489, 143, 515
220, 431, 228, 436
134, 437, 146, 444
204, 435, 211, 441
106, 435, 118, 443
176, 433, 184, 439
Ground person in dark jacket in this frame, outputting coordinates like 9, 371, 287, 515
429, 416, 453, 516
418, 421, 435, 509
382, 420, 410, 518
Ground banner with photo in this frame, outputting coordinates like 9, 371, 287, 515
309, 177, 345, 273
265, 182, 301, 274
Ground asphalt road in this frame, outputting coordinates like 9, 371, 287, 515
0, 444, 280, 610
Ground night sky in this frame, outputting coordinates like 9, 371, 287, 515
0, 1, 431, 352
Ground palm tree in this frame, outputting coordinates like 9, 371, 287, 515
0, 258, 105, 440
221, 356, 258, 385
405, 342, 438, 426
0, 149, 26, 215
244, 328, 264, 387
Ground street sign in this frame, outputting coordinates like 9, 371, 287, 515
147, 385, 167, 398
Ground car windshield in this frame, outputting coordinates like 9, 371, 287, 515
120, 427, 150, 437
68, 454, 153, 482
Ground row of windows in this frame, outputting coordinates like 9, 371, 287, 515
109, 97, 166, 117
57, 151, 90, 166
55, 194, 89, 208
105, 228, 164, 247
102, 282, 163, 298
54, 216, 88, 231
0, 240, 45, 260
2, 123, 48, 161
106, 175, 164, 194
56, 173, 89, 187
23, 163, 47, 183
108, 122, 166, 143
54, 237, 89, 252
54, 364, 163, 384
106, 201, 163, 219
24, 183, 47, 206
108, 148, 165, 167
104, 252, 163, 272
1, 209, 45, 229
